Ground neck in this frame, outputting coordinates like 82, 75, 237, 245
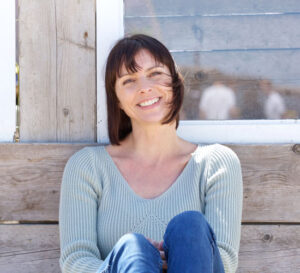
124, 121, 183, 163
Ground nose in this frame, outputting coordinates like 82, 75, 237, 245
138, 77, 152, 93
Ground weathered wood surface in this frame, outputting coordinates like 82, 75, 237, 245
0, 144, 300, 222
19, 0, 96, 142
237, 225, 300, 273
125, 0, 300, 16
0, 224, 299, 273
19, 1, 57, 141
233, 144, 300, 222
56, 0, 96, 142
125, 14, 300, 51
0, 225, 60, 273
0, 144, 94, 221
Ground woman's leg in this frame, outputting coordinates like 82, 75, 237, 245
97, 233, 163, 273
163, 211, 225, 273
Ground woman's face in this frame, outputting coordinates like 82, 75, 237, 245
115, 49, 173, 126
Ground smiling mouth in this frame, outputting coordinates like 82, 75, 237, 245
138, 97, 160, 107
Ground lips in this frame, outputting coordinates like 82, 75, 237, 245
138, 97, 160, 107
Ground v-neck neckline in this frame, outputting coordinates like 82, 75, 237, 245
102, 145, 199, 202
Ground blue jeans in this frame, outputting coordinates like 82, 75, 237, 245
97, 211, 225, 273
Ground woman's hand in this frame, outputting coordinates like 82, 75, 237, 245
147, 238, 168, 271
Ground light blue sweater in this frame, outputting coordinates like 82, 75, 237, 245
59, 144, 243, 273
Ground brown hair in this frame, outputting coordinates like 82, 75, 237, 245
105, 34, 184, 145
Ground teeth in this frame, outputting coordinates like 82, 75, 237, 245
139, 97, 159, 107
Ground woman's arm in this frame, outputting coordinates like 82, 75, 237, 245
59, 148, 103, 273
204, 144, 243, 273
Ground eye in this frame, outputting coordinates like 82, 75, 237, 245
122, 78, 134, 85
149, 71, 162, 77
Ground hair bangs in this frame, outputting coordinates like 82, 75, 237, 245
116, 40, 167, 78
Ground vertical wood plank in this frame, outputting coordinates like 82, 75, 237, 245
19, 0, 57, 141
56, 0, 96, 142
19, 0, 96, 142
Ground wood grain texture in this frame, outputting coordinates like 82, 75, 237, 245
0, 144, 299, 222
19, 0, 57, 141
56, 0, 96, 142
0, 225, 60, 273
125, 14, 300, 51
0, 224, 299, 273
238, 225, 300, 273
125, 0, 300, 16
232, 145, 300, 222
19, 0, 96, 142
0, 143, 95, 221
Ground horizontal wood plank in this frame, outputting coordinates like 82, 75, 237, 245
0, 225, 60, 273
125, 0, 300, 16
238, 225, 300, 272
1, 144, 300, 222
125, 14, 300, 51
0, 144, 95, 221
233, 145, 300, 222
0, 224, 299, 272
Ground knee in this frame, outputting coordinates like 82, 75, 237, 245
168, 211, 207, 230
165, 211, 213, 241
112, 233, 161, 265
116, 233, 149, 250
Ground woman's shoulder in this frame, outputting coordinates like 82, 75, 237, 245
66, 145, 108, 166
192, 143, 240, 166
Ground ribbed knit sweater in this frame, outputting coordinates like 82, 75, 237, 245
59, 144, 243, 273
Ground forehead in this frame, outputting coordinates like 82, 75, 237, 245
133, 49, 157, 64
119, 49, 165, 75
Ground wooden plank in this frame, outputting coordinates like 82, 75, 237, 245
125, 0, 300, 16
19, 0, 96, 142
233, 145, 300, 222
0, 224, 299, 272
238, 225, 300, 272
125, 14, 300, 51
0, 144, 300, 222
172, 50, 300, 87
56, 0, 96, 142
19, 0, 57, 141
0, 144, 94, 221
0, 225, 60, 273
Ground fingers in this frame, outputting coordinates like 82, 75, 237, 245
147, 238, 167, 269
162, 258, 168, 270
160, 250, 166, 260
146, 237, 160, 249
158, 240, 164, 251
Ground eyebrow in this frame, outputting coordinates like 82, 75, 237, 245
119, 64, 164, 78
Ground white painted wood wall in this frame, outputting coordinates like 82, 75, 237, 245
0, 2, 16, 142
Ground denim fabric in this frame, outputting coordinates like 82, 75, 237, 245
97, 211, 225, 273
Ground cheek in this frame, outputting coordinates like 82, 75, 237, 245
164, 89, 174, 103
115, 89, 134, 111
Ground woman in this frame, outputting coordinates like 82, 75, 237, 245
59, 34, 243, 273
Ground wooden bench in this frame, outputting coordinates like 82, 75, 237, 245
0, 143, 300, 273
